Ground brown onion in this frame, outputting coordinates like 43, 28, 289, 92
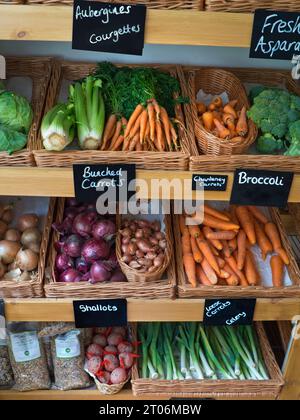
5, 229, 21, 242
0, 220, 7, 239
1, 208, 13, 224
17, 213, 39, 232
28, 242, 40, 254
0, 240, 21, 264
21, 228, 41, 247
16, 249, 38, 271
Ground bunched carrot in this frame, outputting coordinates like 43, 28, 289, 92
101, 114, 117, 150
204, 204, 230, 222
111, 135, 124, 151
190, 236, 203, 263
202, 226, 223, 251
270, 255, 284, 287
183, 253, 197, 288
139, 109, 148, 144
147, 103, 156, 142
237, 230, 247, 270
124, 103, 143, 138
160, 106, 172, 150
128, 134, 140, 151
196, 264, 212, 286
200, 258, 218, 285
196, 239, 220, 275
236, 206, 256, 245
109, 120, 122, 150
265, 222, 290, 265
247, 206, 269, 225
253, 219, 273, 260
155, 119, 164, 151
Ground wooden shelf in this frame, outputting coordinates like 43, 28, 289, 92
4, 298, 300, 321
0, 5, 253, 47
0, 167, 299, 201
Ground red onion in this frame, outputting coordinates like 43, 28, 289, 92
54, 239, 66, 254
63, 234, 83, 258
107, 249, 118, 270
75, 257, 90, 274
63, 207, 79, 220
55, 254, 74, 273
82, 238, 110, 263
52, 217, 73, 235
72, 213, 95, 238
65, 198, 79, 207
92, 219, 116, 240
90, 261, 111, 284
110, 269, 127, 282
59, 268, 82, 283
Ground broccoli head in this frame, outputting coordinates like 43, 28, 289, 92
284, 120, 300, 156
256, 133, 284, 154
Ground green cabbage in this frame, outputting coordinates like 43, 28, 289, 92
0, 90, 33, 134
0, 125, 27, 155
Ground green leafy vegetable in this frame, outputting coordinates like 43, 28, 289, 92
284, 120, 300, 156
0, 125, 27, 155
256, 133, 284, 154
0, 90, 33, 134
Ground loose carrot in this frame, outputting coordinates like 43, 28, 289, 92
124, 104, 144, 138
229, 205, 239, 227
219, 269, 230, 279
270, 255, 284, 287
109, 120, 122, 150
217, 257, 225, 268
101, 114, 117, 150
202, 214, 240, 231
202, 226, 223, 251
265, 222, 290, 265
228, 99, 238, 109
225, 256, 248, 286
213, 119, 230, 139
190, 236, 203, 263
247, 206, 269, 225
253, 220, 273, 260
208, 241, 219, 256
212, 111, 223, 124
208, 103, 216, 112
200, 258, 218, 285
196, 264, 212, 286
235, 206, 256, 245
237, 230, 246, 270
207, 230, 237, 240
202, 112, 214, 131
223, 103, 237, 119
196, 239, 220, 275
223, 264, 239, 286
183, 253, 197, 287
179, 215, 186, 235
111, 135, 124, 151
221, 240, 231, 258
204, 204, 230, 222
222, 113, 235, 125
244, 250, 260, 286
182, 231, 191, 255
139, 109, 148, 144
160, 107, 172, 150
236, 106, 248, 137
228, 237, 237, 254
212, 96, 223, 108
188, 225, 202, 239
196, 102, 206, 115
223, 113, 236, 137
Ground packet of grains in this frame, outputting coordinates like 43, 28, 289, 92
7, 322, 51, 392
0, 336, 14, 389
51, 329, 90, 390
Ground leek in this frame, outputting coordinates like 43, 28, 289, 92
41, 103, 75, 151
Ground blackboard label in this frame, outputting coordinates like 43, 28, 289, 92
203, 299, 256, 326
72, 0, 146, 55
230, 168, 293, 207
73, 299, 127, 328
0, 299, 5, 340
73, 163, 136, 203
250, 9, 300, 60
192, 174, 228, 191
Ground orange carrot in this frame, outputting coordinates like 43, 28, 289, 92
179, 215, 186, 236
160, 107, 172, 150
270, 255, 284, 287
221, 240, 231, 258
191, 236, 203, 263
235, 206, 256, 245
207, 230, 237, 240
237, 230, 247, 270
212, 96, 223, 108
152, 99, 161, 118
265, 222, 290, 265
202, 226, 223, 251
247, 206, 269, 225
218, 269, 230, 279
229, 205, 239, 227
196, 239, 220, 275
208, 241, 219, 256
213, 119, 230, 139
188, 225, 202, 239
204, 204, 230, 222
155, 119, 165, 151
124, 104, 144, 138
128, 134, 140, 151
223, 264, 239, 286
111, 135, 124, 151
109, 120, 122, 150
128, 112, 143, 139
139, 109, 148, 144
212, 111, 223, 124
101, 114, 117, 150
196, 102, 206, 115
244, 250, 260, 286
183, 253, 197, 287
196, 264, 212, 286
229, 99, 238, 109
253, 220, 273, 260
147, 103, 156, 142
225, 256, 248, 286
182, 231, 191, 255
200, 258, 218, 285
135, 142, 142, 151
228, 237, 237, 254
216, 257, 225, 268
236, 106, 248, 137
223, 103, 237, 119
202, 112, 214, 131
208, 103, 216, 112
202, 214, 240, 231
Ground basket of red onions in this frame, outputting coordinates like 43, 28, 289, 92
85, 326, 137, 395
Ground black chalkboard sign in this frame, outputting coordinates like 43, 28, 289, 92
192, 174, 228, 192
72, 0, 146, 55
0, 299, 5, 339
250, 9, 300, 60
230, 168, 293, 207
73, 299, 127, 328
73, 163, 136, 203
203, 299, 256, 326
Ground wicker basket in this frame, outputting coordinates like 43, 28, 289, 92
183, 67, 257, 155
33, 60, 191, 170
116, 211, 172, 283
174, 206, 300, 298
0, 57, 52, 166
205, 0, 300, 12
26, 0, 203, 9
44, 198, 176, 298
0, 0, 23, 4
0, 197, 55, 298
131, 322, 284, 398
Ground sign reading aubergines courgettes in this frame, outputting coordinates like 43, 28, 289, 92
250, 9, 300, 60
230, 169, 294, 208
72, 0, 146, 55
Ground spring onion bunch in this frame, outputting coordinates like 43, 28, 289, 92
138, 323, 269, 381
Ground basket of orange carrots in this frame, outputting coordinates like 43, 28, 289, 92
185, 68, 257, 155
174, 202, 300, 298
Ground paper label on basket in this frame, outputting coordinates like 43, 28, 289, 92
0, 299, 5, 341
196, 89, 229, 106
72, 0, 146, 56
250, 9, 300, 61
230, 169, 294, 207
10, 331, 41, 362
192, 174, 228, 192
73, 299, 127, 328
0, 55, 5, 79
203, 299, 256, 326
55, 330, 81, 359
73, 163, 136, 204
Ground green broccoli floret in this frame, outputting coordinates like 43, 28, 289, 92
249, 85, 266, 104
284, 120, 300, 156
256, 133, 283, 154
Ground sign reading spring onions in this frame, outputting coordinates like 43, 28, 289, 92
250, 9, 300, 60
72, 0, 146, 55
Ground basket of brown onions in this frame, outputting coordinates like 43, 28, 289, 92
116, 214, 172, 283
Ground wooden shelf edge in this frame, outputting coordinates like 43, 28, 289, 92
0, 5, 253, 47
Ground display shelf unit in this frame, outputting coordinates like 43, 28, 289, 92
0, 5, 253, 47
1, 167, 300, 201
